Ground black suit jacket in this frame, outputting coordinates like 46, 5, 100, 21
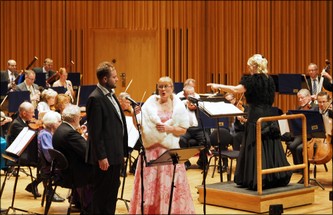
52, 123, 93, 187
307, 76, 332, 94
32, 67, 56, 80
86, 87, 128, 166
7, 116, 38, 166
0, 70, 18, 83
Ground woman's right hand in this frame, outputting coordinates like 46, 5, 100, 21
207, 83, 221, 91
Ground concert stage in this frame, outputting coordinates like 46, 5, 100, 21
197, 182, 316, 213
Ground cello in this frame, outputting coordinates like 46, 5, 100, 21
307, 96, 332, 165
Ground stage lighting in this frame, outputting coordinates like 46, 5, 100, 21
269, 204, 283, 215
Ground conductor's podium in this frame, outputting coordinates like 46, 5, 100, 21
196, 182, 316, 213
197, 114, 317, 213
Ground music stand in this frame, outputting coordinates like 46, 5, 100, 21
50, 86, 67, 94
287, 110, 326, 189
278, 74, 302, 94
1, 81, 8, 97
199, 101, 246, 182
8, 91, 30, 113
173, 82, 184, 94
35, 72, 46, 88
0, 127, 37, 214
67, 72, 81, 90
77, 85, 96, 107
147, 146, 204, 215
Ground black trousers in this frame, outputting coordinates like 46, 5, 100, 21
91, 164, 121, 214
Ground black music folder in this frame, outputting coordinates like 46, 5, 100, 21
77, 85, 97, 107
287, 110, 326, 138
35, 72, 46, 88
51, 86, 67, 94
1, 81, 8, 96
278, 74, 302, 94
68, 72, 81, 89
8, 91, 30, 113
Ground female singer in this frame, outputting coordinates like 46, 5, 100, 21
129, 77, 195, 214
208, 54, 292, 190
52, 68, 75, 102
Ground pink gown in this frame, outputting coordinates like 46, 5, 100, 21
129, 111, 196, 214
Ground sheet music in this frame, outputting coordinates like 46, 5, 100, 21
125, 116, 139, 148
278, 118, 290, 134
6, 127, 36, 156
199, 101, 243, 116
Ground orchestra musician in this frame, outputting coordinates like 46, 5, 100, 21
54, 93, 71, 114
176, 78, 199, 99
52, 67, 75, 103
14, 70, 41, 108
178, 85, 210, 170
37, 88, 58, 120
306, 63, 332, 99
33, 58, 56, 86
0, 59, 19, 90
6, 101, 40, 197
284, 89, 318, 176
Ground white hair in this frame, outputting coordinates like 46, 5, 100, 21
62, 104, 81, 123
42, 111, 61, 128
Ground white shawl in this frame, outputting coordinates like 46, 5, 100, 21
140, 94, 189, 149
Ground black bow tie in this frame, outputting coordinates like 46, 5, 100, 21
105, 92, 112, 97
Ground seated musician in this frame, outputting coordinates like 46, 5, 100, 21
6, 101, 41, 197
52, 68, 75, 102
54, 93, 71, 114
178, 85, 210, 170
33, 58, 56, 85
0, 59, 18, 90
37, 88, 58, 120
117, 92, 140, 175
52, 104, 93, 214
224, 93, 247, 150
285, 89, 318, 176
32, 111, 65, 202
14, 70, 41, 108
176, 78, 200, 99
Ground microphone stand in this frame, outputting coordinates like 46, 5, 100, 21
130, 102, 147, 215
189, 98, 207, 215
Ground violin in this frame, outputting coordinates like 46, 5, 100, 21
28, 118, 43, 130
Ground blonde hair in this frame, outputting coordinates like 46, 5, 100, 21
247, 54, 268, 75
157, 76, 174, 100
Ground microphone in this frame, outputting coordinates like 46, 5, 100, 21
125, 96, 138, 106
187, 96, 200, 104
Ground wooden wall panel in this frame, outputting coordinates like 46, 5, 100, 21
1, 0, 332, 112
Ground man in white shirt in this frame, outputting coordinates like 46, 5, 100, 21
0, 59, 19, 90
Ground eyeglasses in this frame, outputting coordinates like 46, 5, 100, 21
157, 85, 172, 90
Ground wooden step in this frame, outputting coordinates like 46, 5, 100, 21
197, 182, 316, 213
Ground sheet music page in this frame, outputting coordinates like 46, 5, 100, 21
278, 118, 290, 134
6, 127, 36, 156
199, 101, 243, 116
125, 116, 139, 148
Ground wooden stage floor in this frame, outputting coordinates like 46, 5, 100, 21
1, 152, 332, 214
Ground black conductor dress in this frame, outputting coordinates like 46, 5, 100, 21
233, 74, 292, 190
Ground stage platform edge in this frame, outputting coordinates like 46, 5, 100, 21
196, 182, 316, 213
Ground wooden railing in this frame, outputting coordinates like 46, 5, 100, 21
256, 114, 308, 195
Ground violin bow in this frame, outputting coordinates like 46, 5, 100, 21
139, 91, 147, 107
124, 79, 133, 93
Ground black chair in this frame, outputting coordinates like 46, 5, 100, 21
43, 148, 70, 215
208, 150, 239, 181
